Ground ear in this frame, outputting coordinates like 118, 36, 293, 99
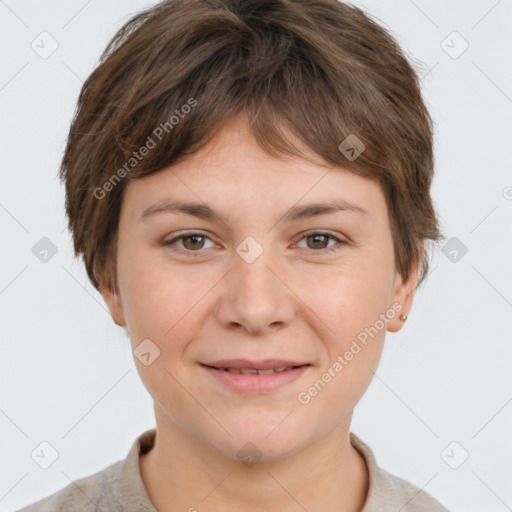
98, 274, 126, 327
387, 255, 421, 333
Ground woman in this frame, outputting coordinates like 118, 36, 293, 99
18, 0, 450, 510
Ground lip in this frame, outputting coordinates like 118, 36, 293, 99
201, 358, 309, 370
199, 361, 311, 394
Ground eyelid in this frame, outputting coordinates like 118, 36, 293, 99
298, 229, 346, 242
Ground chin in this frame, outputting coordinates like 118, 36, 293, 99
206, 421, 308, 464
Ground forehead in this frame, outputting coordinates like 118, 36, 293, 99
121, 113, 388, 227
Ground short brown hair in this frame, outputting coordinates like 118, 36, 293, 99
59, 0, 444, 296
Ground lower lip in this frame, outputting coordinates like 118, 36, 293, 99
200, 364, 310, 393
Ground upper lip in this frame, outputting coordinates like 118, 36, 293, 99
201, 359, 311, 370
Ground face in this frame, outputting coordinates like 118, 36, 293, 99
101, 112, 419, 462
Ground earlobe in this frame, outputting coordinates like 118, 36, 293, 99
99, 276, 126, 327
387, 257, 421, 333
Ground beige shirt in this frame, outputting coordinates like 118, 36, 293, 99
17, 428, 450, 511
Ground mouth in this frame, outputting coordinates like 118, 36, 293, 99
201, 364, 308, 374
200, 358, 311, 372
199, 359, 312, 393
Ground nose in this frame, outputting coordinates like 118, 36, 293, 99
214, 246, 296, 336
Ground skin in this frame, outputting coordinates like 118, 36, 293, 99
100, 112, 420, 512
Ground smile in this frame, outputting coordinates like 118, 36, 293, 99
203, 364, 304, 374
199, 363, 311, 393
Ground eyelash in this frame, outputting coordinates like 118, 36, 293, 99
164, 230, 347, 257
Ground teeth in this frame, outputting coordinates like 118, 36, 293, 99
218, 366, 297, 374
240, 368, 258, 374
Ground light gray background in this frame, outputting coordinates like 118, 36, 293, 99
1, 1, 511, 511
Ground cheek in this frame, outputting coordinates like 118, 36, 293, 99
302, 260, 392, 337
118, 254, 177, 338
120, 256, 217, 352
301, 264, 390, 384
120, 265, 201, 410
301, 284, 388, 420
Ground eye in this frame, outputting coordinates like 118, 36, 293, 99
164, 230, 346, 256
295, 231, 347, 254
164, 232, 215, 254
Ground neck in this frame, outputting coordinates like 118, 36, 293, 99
139, 411, 369, 512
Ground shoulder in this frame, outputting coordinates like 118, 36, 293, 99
15, 459, 123, 512
15, 428, 157, 512
376, 467, 450, 511
350, 432, 451, 512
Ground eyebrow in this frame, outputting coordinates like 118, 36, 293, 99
139, 198, 369, 224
